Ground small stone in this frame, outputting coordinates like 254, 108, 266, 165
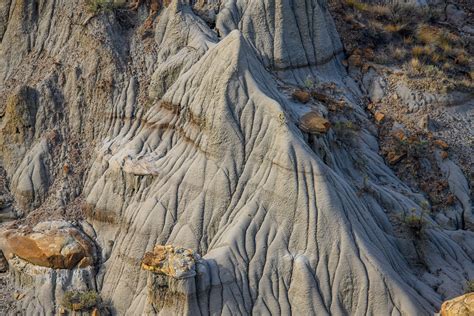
392, 130, 406, 141
446, 4, 467, 28
440, 151, 449, 160
418, 114, 438, 132
299, 112, 331, 134
92, 308, 100, 316
387, 151, 405, 165
14, 292, 25, 300
446, 194, 456, 205
364, 48, 375, 61
311, 91, 331, 103
347, 54, 362, 67
374, 112, 385, 123
292, 90, 311, 103
63, 163, 70, 175
434, 139, 449, 150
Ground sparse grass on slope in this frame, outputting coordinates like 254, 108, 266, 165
331, 0, 473, 92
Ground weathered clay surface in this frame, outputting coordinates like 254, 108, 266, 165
0, 0, 472, 315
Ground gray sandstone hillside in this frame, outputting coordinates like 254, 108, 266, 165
0, 0, 472, 315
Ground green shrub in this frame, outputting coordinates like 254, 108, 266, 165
333, 121, 360, 144
61, 290, 100, 311
394, 138, 429, 159
403, 211, 426, 238
304, 76, 315, 89
465, 280, 474, 294
86, 0, 121, 14
345, 0, 367, 11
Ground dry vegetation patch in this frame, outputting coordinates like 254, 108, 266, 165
330, 0, 473, 92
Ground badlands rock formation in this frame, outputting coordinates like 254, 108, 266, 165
439, 293, 474, 316
1, 221, 95, 269
141, 245, 201, 314
0, 0, 472, 315
141, 245, 199, 278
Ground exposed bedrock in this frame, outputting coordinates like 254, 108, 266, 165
6, 256, 99, 315
141, 245, 203, 315
84, 30, 473, 315
0, 0, 472, 315
216, 0, 346, 82
0, 220, 96, 269
0, 221, 99, 315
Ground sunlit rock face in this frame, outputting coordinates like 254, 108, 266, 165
439, 293, 474, 316
141, 245, 199, 279
0, 221, 95, 269
0, 221, 98, 315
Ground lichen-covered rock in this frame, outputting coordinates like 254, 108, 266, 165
141, 245, 198, 279
440, 293, 474, 316
435, 139, 450, 150
387, 151, 405, 165
0, 221, 95, 269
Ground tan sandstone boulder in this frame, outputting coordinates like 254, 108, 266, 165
440, 293, 474, 316
0, 221, 95, 269
299, 112, 331, 134
292, 90, 311, 103
141, 245, 199, 279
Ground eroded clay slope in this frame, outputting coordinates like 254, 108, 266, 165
0, 0, 472, 315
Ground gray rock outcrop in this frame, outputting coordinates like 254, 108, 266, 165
0, 0, 472, 315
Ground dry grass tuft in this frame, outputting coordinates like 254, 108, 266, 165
369, 4, 391, 17
416, 25, 439, 45
454, 52, 470, 67
393, 47, 407, 61
345, 0, 367, 11
384, 23, 404, 33
410, 58, 422, 72
411, 46, 425, 58
334, 0, 473, 90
